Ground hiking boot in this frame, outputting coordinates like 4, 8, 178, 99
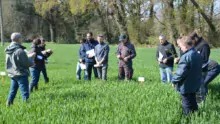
6, 101, 13, 106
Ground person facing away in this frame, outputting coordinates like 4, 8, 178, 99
172, 36, 202, 115
82, 32, 99, 80
29, 38, 47, 92
116, 34, 136, 80
5, 32, 35, 106
190, 32, 210, 101
94, 35, 110, 81
156, 35, 177, 83
39, 39, 49, 83
76, 39, 86, 80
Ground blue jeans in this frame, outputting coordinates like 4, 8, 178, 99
29, 68, 41, 92
76, 62, 82, 80
7, 76, 29, 103
159, 67, 173, 83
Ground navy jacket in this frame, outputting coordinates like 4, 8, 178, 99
78, 44, 86, 62
156, 41, 177, 68
81, 39, 98, 63
172, 48, 202, 94
194, 37, 210, 70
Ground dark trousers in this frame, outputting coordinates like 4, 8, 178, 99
85, 62, 98, 80
97, 64, 108, 81
181, 93, 198, 115
42, 64, 49, 83
118, 64, 133, 80
202, 65, 220, 95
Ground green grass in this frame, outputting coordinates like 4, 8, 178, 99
0, 43, 220, 123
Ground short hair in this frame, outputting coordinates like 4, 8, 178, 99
181, 36, 193, 46
11, 32, 22, 41
87, 32, 93, 36
159, 34, 166, 41
33, 38, 41, 45
189, 32, 199, 39
80, 38, 86, 43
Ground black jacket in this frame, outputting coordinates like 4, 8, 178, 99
156, 41, 177, 68
30, 44, 46, 70
194, 37, 210, 71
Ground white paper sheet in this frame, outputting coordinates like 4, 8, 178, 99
80, 64, 87, 70
86, 49, 95, 57
94, 64, 103, 68
0, 72, 6, 76
138, 77, 145, 82
158, 52, 163, 60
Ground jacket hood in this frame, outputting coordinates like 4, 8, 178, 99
5, 42, 26, 54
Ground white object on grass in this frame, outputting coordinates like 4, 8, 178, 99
138, 77, 145, 82
80, 64, 86, 70
86, 49, 95, 57
0, 72, 6, 76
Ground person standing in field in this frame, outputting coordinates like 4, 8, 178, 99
156, 35, 177, 83
116, 34, 136, 80
76, 39, 86, 80
172, 36, 202, 115
5, 33, 35, 106
82, 32, 99, 80
39, 39, 49, 83
190, 32, 210, 101
94, 35, 110, 81
29, 39, 52, 92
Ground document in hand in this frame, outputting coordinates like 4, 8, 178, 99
94, 64, 103, 68
86, 49, 95, 57
158, 52, 164, 60
80, 63, 87, 70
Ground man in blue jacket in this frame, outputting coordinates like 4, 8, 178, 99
172, 36, 202, 115
81, 32, 98, 80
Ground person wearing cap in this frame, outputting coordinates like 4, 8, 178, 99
94, 35, 110, 81
82, 32, 99, 80
156, 35, 177, 83
5, 33, 35, 106
39, 39, 50, 83
172, 36, 202, 115
190, 32, 210, 101
116, 34, 136, 80
76, 39, 86, 80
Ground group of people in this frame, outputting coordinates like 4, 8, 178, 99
3, 31, 220, 116
156, 33, 220, 115
5, 33, 53, 106
76, 32, 136, 81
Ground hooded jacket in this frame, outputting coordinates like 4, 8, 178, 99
5, 42, 30, 78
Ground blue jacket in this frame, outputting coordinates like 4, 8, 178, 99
81, 39, 98, 63
172, 48, 202, 94
95, 42, 110, 65
78, 44, 86, 62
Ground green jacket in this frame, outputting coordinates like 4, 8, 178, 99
5, 42, 30, 78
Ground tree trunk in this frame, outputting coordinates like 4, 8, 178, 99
49, 23, 56, 42
0, 0, 4, 46
190, 0, 216, 33
180, 0, 188, 35
112, 0, 129, 39
165, 0, 178, 43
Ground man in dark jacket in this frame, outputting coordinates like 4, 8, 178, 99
81, 32, 99, 80
172, 36, 202, 115
116, 34, 136, 80
190, 32, 210, 101
5, 33, 35, 106
76, 39, 86, 80
156, 35, 177, 83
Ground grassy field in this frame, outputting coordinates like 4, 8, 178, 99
0, 43, 220, 123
